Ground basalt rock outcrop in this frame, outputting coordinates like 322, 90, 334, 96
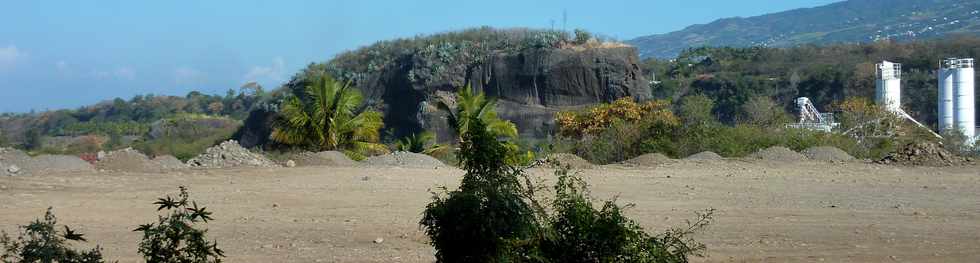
237, 46, 650, 147
356, 47, 650, 142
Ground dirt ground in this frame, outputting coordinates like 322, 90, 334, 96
1, 160, 979, 262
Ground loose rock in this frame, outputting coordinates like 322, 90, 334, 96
876, 142, 967, 167
187, 140, 279, 168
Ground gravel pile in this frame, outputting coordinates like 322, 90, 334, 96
541, 153, 594, 169
288, 151, 358, 167
1, 148, 93, 176
95, 148, 165, 173
187, 140, 279, 168
876, 142, 968, 167
24, 155, 95, 174
684, 151, 724, 161
747, 146, 808, 162
802, 146, 855, 162
622, 153, 674, 167
361, 151, 446, 169
152, 155, 188, 170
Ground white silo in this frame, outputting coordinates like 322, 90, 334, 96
938, 66, 955, 133
875, 61, 902, 112
944, 58, 976, 141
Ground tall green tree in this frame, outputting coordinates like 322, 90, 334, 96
436, 86, 518, 140
270, 73, 386, 159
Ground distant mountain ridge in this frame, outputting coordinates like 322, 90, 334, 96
627, 0, 980, 58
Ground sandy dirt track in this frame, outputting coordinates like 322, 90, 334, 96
1, 160, 979, 262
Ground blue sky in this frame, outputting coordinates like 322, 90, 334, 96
0, 0, 840, 112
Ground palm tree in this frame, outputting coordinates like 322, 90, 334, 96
395, 131, 449, 155
270, 74, 387, 158
436, 86, 518, 141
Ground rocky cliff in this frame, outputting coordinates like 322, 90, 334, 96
355, 46, 650, 142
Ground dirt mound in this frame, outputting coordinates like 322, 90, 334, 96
152, 155, 188, 170
541, 153, 594, 169
747, 146, 808, 162
622, 153, 675, 167
802, 146, 855, 162
1, 148, 93, 175
187, 140, 278, 168
288, 151, 358, 167
25, 155, 95, 174
361, 151, 446, 169
95, 148, 165, 173
684, 151, 724, 161
876, 142, 968, 167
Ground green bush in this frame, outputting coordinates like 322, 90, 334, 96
421, 116, 710, 262
537, 168, 711, 262
421, 118, 539, 262
1, 208, 107, 263
134, 186, 224, 263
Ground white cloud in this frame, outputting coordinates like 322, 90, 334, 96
244, 56, 285, 83
175, 66, 204, 85
89, 66, 136, 81
114, 67, 135, 80
0, 45, 26, 69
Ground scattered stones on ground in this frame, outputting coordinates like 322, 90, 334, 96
802, 146, 855, 162
747, 146, 808, 162
187, 140, 279, 168
285, 160, 296, 168
361, 151, 446, 169
622, 153, 675, 167
541, 153, 594, 169
685, 151, 724, 161
287, 151, 358, 167
876, 142, 968, 167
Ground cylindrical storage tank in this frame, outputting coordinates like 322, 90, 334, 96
938, 68, 955, 133
953, 66, 975, 141
875, 61, 902, 112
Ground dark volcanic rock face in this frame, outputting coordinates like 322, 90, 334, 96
358, 47, 650, 142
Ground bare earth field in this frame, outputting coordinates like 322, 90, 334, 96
1, 160, 979, 262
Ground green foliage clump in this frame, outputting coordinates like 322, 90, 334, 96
422, 111, 710, 262
134, 186, 224, 263
323, 27, 580, 86
557, 94, 871, 164
271, 73, 387, 160
1, 208, 106, 263
537, 169, 711, 263
134, 115, 242, 161
421, 118, 539, 262
394, 131, 449, 156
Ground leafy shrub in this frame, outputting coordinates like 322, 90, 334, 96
421, 115, 710, 262
1, 208, 107, 263
134, 186, 224, 263
537, 168, 711, 262
556, 98, 678, 138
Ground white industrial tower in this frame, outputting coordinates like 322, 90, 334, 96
876, 61, 903, 112
938, 58, 976, 142
875, 61, 941, 139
